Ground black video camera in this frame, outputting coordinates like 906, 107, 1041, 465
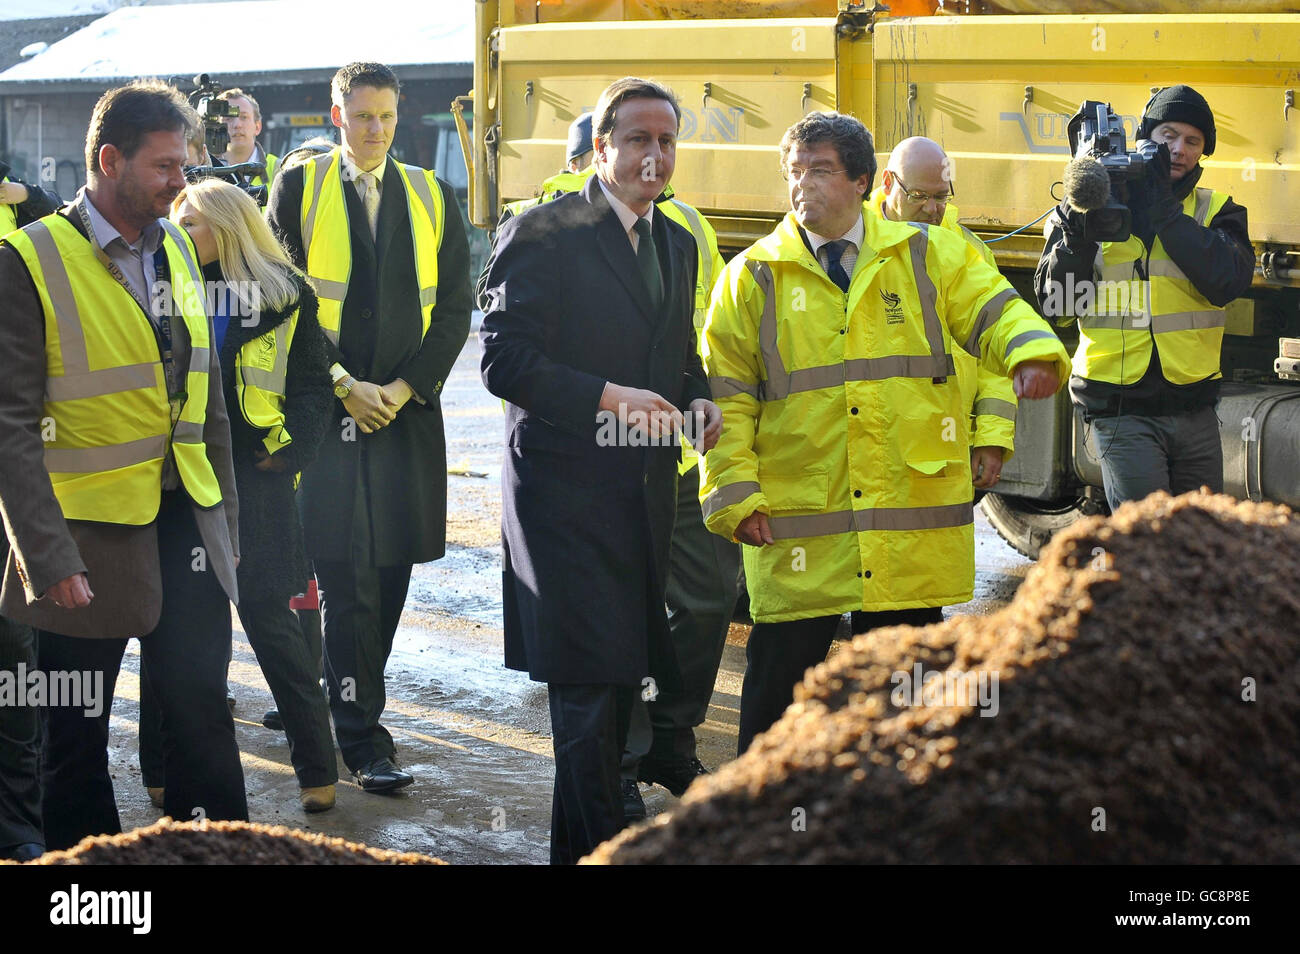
188, 74, 237, 161
1067, 100, 1160, 243
183, 75, 267, 206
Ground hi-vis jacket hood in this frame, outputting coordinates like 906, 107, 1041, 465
699, 203, 1069, 622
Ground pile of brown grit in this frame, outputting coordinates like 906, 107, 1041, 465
587, 491, 1300, 864
13, 819, 443, 865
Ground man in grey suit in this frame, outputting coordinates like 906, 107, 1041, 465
0, 80, 247, 850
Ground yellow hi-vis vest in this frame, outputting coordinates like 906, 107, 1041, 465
1081, 187, 1230, 386
252, 152, 279, 190
299, 148, 444, 346
3, 215, 221, 524
657, 195, 725, 474
502, 167, 592, 218
235, 309, 299, 456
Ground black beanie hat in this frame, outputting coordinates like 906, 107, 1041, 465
1140, 85, 1216, 155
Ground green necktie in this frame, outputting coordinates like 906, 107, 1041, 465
633, 217, 663, 313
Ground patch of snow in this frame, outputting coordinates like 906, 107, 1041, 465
0, 0, 472, 81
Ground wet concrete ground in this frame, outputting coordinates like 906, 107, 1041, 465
103, 335, 1034, 864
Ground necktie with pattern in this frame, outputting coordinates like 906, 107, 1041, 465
359, 171, 380, 239
823, 239, 851, 293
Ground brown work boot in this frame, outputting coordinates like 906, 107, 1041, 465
146, 787, 165, 809
300, 784, 336, 813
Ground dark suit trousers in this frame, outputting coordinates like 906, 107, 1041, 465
0, 613, 41, 853
548, 682, 635, 865
738, 607, 945, 756
316, 469, 411, 772
36, 496, 248, 849
140, 597, 337, 789
622, 467, 740, 776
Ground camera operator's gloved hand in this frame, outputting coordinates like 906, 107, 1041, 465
1055, 198, 1088, 237
1146, 141, 1183, 233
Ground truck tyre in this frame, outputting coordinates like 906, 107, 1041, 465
980, 492, 1102, 560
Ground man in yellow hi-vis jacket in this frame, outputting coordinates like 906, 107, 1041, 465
870, 135, 1018, 490
0, 81, 248, 850
699, 113, 1070, 754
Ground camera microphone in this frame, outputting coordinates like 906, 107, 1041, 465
1063, 155, 1111, 213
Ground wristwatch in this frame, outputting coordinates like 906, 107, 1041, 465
333, 377, 354, 400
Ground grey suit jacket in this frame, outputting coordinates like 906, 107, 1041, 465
0, 204, 239, 638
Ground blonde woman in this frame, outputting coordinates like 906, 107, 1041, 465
140, 178, 337, 813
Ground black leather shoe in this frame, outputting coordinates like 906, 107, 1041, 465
3, 842, 44, 862
621, 779, 647, 823
262, 710, 284, 731
352, 758, 414, 794
637, 756, 708, 798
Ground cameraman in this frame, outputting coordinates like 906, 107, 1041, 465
1035, 85, 1253, 510
217, 88, 277, 190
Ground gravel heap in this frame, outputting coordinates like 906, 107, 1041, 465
18, 819, 444, 865
587, 491, 1300, 864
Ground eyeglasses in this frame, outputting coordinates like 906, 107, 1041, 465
782, 166, 849, 184
893, 175, 954, 204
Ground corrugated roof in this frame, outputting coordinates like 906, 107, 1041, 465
0, 0, 472, 85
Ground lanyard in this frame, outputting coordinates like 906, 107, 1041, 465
75, 201, 187, 426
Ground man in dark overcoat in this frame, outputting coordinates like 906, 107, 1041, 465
268, 62, 472, 792
479, 77, 722, 864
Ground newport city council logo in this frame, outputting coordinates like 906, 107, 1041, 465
880, 289, 905, 325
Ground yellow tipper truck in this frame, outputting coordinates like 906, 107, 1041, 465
460, 0, 1300, 556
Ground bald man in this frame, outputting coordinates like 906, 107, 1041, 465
869, 136, 1018, 489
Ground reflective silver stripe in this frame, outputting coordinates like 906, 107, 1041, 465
321, 325, 339, 345
709, 376, 759, 399
240, 366, 283, 391
44, 363, 158, 401
302, 153, 333, 256
742, 257, 956, 402
790, 355, 957, 393
401, 163, 440, 229
26, 221, 89, 374
159, 220, 203, 290
964, 287, 1019, 358
668, 198, 712, 291
702, 480, 761, 520
1147, 259, 1193, 279
172, 420, 204, 443
1152, 310, 1225, 333
973, 397, 1017, 421
906, 225, 951, 381
845, 354, 955, 380
401, 164, 441, 311
1194, 187, 1213, 225
1079, 314, 1147, 331
310, 277, 348, 302
1003, 329, 1058, 358
768, 501, 973, 540
242, 321, 292, 394
744, 259, 790, 401
188, 346, 209, 373
44, 434, 167, 473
